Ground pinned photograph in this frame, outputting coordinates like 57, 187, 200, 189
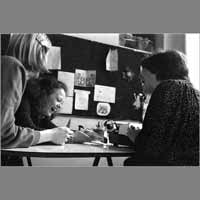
74, 69, 87, 87
75, 69, 96, 87
96, 102, 111, 116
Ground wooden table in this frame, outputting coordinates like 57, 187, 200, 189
1, 143, 135, 166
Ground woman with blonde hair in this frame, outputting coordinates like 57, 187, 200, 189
1, 34, 72, 165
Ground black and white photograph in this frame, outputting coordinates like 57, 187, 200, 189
1, 33, 199, 167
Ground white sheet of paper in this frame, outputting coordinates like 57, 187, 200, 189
58, 71, 74, 96
46, 46, 61, 70
106, 48, 118, 71
57, 96, 73, 114
94, 85, 116, 103
74, 89, 90, 110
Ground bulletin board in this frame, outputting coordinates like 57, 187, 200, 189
1, 34, 147, 121
47, 34, 148, 121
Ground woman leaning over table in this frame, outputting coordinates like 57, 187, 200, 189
1, 34, 72, 166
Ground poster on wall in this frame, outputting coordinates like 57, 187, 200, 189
74, 69, 96, 87
94, 85, 116, 103
96, 102, 111, 116
106, 48, 118, 71
58, 71, 74, 96
86, 70, 96, 87
74, 89, 91, 110
46, 46, 61, 70
57, 96, 73, 114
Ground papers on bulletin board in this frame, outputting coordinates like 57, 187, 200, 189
46, 46, 61, 70
74, 89, 91, 110
96, 102, 111, 116
94, 85, 116, 103
57, 96, 73, 114
58, 71, 74, 96
74, 69, 96, 87
74, 69, 86, 87
86, 70, 96, 87
106, 48, 118, 71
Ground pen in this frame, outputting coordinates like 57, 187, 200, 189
66, 118, 71, 128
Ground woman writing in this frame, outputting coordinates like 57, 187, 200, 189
15, 76, 67, 130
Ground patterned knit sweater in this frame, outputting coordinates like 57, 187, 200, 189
135, 79, 199, 166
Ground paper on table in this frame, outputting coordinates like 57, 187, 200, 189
46, 46, 61, 70
58, 71, 74, 96
57, 96, 73, 114
94, 85, 116, 103
74, 89, 90, 110
106, 48, 118, 71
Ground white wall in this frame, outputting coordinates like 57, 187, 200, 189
163, 33, 199, 90
164, 33, 186, 53
185, 34, 200, 90
64, 33, 120, 46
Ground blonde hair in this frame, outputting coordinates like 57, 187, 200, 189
6, 33, 52, 73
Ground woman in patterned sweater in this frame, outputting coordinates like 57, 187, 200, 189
124, 50, 199, 166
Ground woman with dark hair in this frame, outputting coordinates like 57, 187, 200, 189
15, 75, 96, 145
15, 75, 67, 130
124, 50, 199, 166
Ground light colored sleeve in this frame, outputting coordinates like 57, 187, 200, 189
1, 56, 40, 148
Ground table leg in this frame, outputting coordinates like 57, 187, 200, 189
26, 157, 32, 166
93, 156, 100, 166
106, 156, 113, 166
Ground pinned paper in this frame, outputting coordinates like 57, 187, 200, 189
96, 102, 111, 116
58, 71, 74, 96
106, 48, 118, 71
75, 69, 96, 87
58, 96, 73, 114
94, 85, 116, 103
74, 69, 87, 87
46, 46, 61, 70
74, 89, 91, 110
86, 70, 96, 87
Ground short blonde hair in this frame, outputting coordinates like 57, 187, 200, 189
6, 33, 52, 73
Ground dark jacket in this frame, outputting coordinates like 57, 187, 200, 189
134, 79, 199, 166
1, 56, 40, 149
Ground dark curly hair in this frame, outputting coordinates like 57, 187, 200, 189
141, 50, 189, 81
25, 75, 67, 110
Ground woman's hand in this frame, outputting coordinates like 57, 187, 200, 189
51, 127, 73, 145
127, 124, 142, 143
70, 130, 92, 143
82, 129, 104, 142
38, 127, 74, 145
